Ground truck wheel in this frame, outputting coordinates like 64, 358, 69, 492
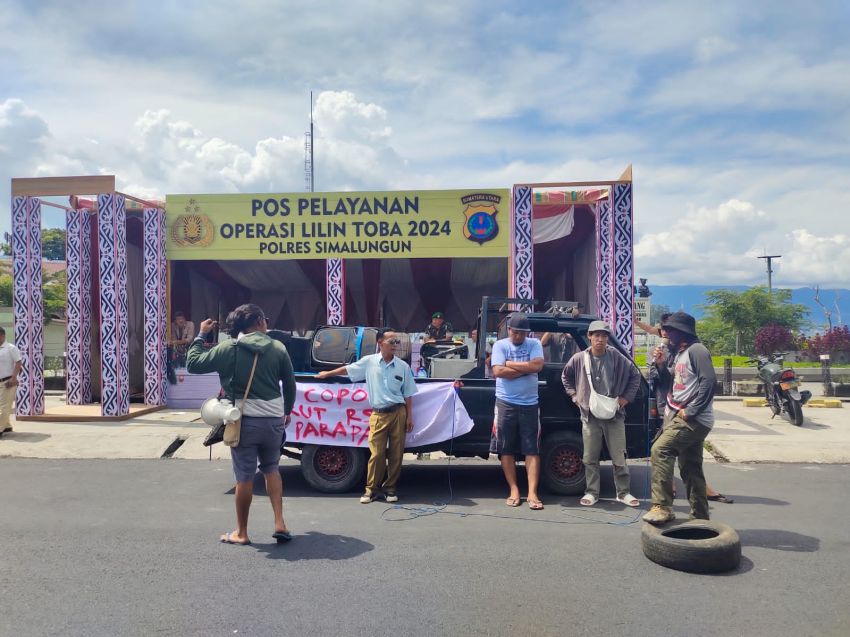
540, 431, 585, 495
641, 520, 741, 573
300, 445, 367, 493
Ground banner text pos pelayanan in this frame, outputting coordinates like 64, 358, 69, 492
165, 189, 510, 260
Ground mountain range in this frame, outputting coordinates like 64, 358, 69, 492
646, 286, 849, 331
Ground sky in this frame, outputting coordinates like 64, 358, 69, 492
1, 0, 849, 288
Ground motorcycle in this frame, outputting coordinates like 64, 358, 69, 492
746, 352, 811, 426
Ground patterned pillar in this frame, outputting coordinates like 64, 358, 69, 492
326, 258, 345, 325
510, 185, 534, 310
65, 209, 93, 404
11, 196, 45, 416
595, 194, 614, 326
97, 193, 129, 416
143, 208, 168, 405
612, 182, 635, 353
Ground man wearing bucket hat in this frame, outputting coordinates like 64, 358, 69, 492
561, 320, 641, 507
643, 311, 716, 525
490, 313, 546, 510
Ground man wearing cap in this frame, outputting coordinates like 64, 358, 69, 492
643, 311, 716, 525
424, 312, 452, 342
561, 320, 641, 507
490, 313, 546, 509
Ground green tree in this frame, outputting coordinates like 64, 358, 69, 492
697, 314, 737, 355
0, 228, 66, 260
0, 267, 67, 324
700, 286, 808, 355
41, 228, 66, 261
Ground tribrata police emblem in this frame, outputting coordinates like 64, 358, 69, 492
461, 193, 501, 245
172, 199, 215, 247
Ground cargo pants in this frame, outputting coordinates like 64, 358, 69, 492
650, 411, 711, 520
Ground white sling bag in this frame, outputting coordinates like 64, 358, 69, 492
584, 351, 619, 420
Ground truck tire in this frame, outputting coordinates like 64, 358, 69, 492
641, 520, 741, 574
540, 431, 586, 495
300, 444, 367, 493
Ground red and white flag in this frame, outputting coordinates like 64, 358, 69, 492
533, 205, 574, 244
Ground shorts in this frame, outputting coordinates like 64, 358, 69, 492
230, 415, 286, 483
489, 399, 540, 456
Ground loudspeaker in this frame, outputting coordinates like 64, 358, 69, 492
200, 397, 241, 426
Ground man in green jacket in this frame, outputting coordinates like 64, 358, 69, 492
188, 304, 297, 545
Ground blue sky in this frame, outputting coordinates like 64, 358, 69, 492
1, 0, 848, 287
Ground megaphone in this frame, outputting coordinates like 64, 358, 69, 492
200, 397, 241, 426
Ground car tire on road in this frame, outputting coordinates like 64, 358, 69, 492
540, 430, 585, 495
300, 444, 368, 493
641, 520, 741, 574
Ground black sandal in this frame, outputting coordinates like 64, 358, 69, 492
707, 493, 734, 503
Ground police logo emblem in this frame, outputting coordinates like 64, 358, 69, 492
172, 199, 214, 247
461, 193, 501, 245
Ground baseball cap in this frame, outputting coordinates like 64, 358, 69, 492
432, 312, 444, 318
587, 320, 612, 335
507, 313, 531, 331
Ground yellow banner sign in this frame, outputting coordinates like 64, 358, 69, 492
165, 189, 510, 260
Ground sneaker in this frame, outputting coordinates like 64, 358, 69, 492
385, 493, 398, 503
642, 505, 675, 525
359, 493, 376, 504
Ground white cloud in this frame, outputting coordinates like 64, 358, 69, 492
779, 230, 850, 288
695, 36, 737, 63
635, 199, 774, 284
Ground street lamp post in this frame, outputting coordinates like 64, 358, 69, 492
757, 254, 781, 295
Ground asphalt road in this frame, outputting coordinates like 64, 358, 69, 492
1, 457, 848, 637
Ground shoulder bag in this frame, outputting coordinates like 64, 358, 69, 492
584, 350, 619, 420
223, 352, 259, 448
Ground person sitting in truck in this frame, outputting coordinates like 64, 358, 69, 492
424, 312, 452, 342
540, 331, 579, 364
315, 329, 417, 504
562, 320, 641, 508
490, 313, 546, 510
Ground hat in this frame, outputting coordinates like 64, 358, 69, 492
661, 311, 698, 338
432, 311, 444, 319
587, 320, 612, 335
507, 313, 531, 331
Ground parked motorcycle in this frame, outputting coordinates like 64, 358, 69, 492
746, 352, 811, 426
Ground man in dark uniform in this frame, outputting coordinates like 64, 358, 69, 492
424, 312, 452, 342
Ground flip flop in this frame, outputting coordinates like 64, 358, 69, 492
273, 530, 293, 543
220, 532, 251, 545
708, 493, 734, 503
528, 499, 544, 510
505, 497, 521, 507
616, 493, 640, 507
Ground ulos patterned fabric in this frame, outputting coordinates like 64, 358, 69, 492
612, 182, 634, 354
143, 208, 168, 405
595, 195, 614, 326
65, 209, 93, 404
11, 196, 45, 415
510, 185, 534, 311
98, 193, 130, 416
326, 258, 345, 325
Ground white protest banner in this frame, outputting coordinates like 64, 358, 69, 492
289, 381, 474, 448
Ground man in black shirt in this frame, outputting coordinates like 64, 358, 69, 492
424, 312, 452, 342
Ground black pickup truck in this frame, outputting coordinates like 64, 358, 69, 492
285, 297, 653, 495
